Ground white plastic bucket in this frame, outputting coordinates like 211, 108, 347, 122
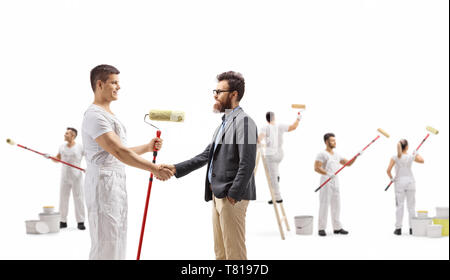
411, 217, 432, 236
39, 213, 60, 233
427, 224, 443, 238
436, 207, 449, 218
294, 216, 313, 235
25, 220, 49, 234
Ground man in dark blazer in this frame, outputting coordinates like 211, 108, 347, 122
161, 71, 257, 260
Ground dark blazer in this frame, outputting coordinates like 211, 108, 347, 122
174, 107, 257, 202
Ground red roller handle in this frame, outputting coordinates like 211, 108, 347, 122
16, 144, 85, 172
315, 135, 381, 192
137, 130, 161, 260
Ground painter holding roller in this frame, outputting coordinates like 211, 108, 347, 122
314, 129, 390, 236
49, 127, 86, 230
385, 127, 438, 236
81, 64, 173, 260
257, 105, 302, 204
160, 71, 258, 260
314, 133, 355, 237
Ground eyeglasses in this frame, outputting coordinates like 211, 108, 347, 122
213, 89, 232, 96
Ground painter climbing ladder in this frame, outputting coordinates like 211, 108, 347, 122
255, 146, 290, 240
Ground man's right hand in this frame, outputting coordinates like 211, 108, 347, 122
153, 166, 174, 181
159, 164, 176, 175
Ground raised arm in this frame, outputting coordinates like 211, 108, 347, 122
414, 154, 425, 164
288, 118, 300, 132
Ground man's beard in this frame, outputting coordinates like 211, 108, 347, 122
213, 95, 232, 114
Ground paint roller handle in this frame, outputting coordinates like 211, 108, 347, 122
385, 179, 394, 191
415, 133, 430, 152
315, 177, 331, 192
315, 172, 337, 192
153, 130, 162, 153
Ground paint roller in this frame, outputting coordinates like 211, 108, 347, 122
137, 109, 185, 260
291, 104, 306, 120
314, 128, 390, 192
148, 110, 185, 123
6, 138, 85, 172
385, 126, 439, 191
291, 104, 306, 110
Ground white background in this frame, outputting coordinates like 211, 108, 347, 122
0, 0, 448, 260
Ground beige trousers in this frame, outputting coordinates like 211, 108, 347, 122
212, 195, 249, 260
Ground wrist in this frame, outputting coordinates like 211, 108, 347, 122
149, 163, 158, 173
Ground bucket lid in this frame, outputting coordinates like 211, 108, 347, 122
294, 215, 313, 219
39, 212, 61, 216
25, 220, 41, 223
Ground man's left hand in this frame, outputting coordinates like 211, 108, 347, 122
149, 138, 163, 152
227, 196, 236, 205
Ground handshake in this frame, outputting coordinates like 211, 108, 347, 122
145, 137, 176, 181
153, 164, 176, 181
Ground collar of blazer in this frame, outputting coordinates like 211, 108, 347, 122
211, 106, 243, 145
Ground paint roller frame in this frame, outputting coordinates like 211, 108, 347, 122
138, 109, 185, 260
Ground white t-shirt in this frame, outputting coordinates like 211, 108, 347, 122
316, 150, 344, 185
262, 123, 289, 156
59, 142, 84, 178
392, 154, 415, 183
82, 104, 127, 167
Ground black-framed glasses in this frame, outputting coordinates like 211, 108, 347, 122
213, 89, 232, 96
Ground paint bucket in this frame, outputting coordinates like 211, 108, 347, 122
432, 218, 449, 236
25, 220, 49, 234
411, 217, 432, 237
436, 207, 449, 218
294, 216, 313, 235
417, 211, 429, 218
427, 224, 443, 238
39, 212, 61, 233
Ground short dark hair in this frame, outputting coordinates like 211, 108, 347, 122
266, 112, 275, 123
67, 127, 78, 137
90, 64, 120, 92
216, 71, 245, 101
400, 139, 408, 151
324, 133, 335, 143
